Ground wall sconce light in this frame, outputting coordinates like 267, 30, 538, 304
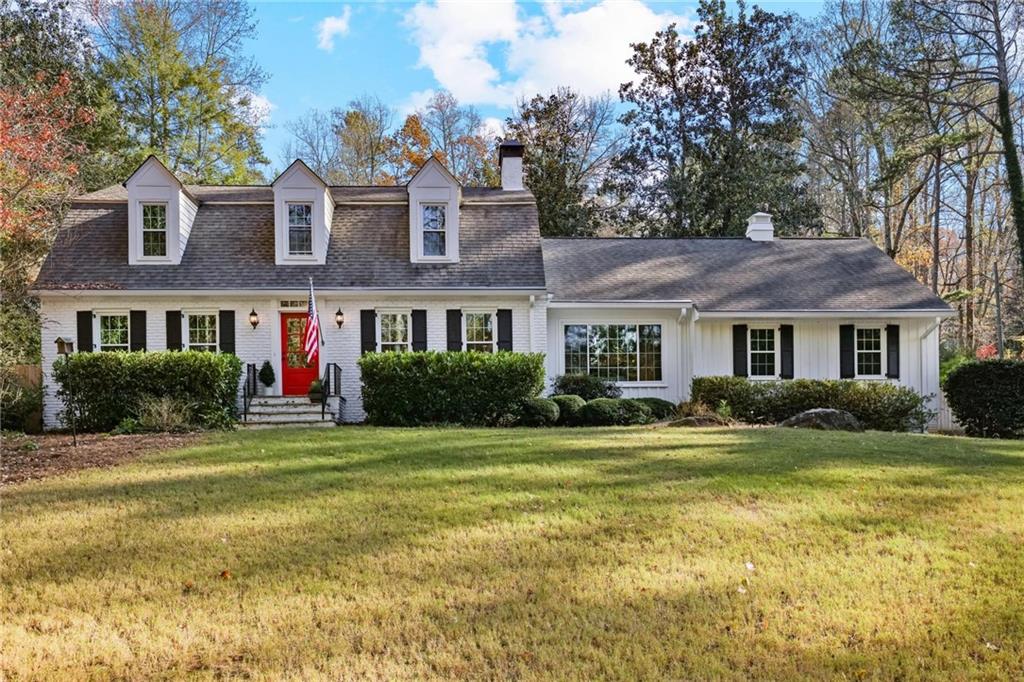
55, 336, 75, 355
249, 308, 260, 329
335, 308, 345, 328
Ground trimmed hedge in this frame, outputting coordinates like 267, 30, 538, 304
551, 394, 586, 426
944, 360, 1024, 438
634, 397, 677, 421
551, 373, 622, 401
518, 398, 560, 427
51, 351, 242, 432
579, 398, 652, 426
358, 351, 545, 426
691, 376, 932, 432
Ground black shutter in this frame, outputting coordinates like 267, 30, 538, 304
779, 324, 794, 380
218, 310, 235, 354
129, 311, 146, 351
886, 325, 900, 379
732, 324, 747, 377
166, 311, 182, 350
76, 311, 93, 352
839, 324, 855, 379
411, 310, 427, 351
496, 309, 513, 351
446, 309, 462, 351
360, 309, 377, 354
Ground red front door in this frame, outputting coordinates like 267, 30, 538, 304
280, 313, 318, 395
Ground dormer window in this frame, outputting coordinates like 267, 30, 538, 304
422, 204, 447, 257
141, 203, 168, 257
287, 202, 313, 256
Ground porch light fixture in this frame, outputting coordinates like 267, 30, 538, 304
249, 308, 260, 329
55, 337, 75, 355
335, 308, 345, 328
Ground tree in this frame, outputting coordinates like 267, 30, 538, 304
504, 88, 623, 236
332, 96, 396, 185
88, 0, 268, 183
281, 110, 342, 182
391, 114, 432, 183
607, 1, 818, 236
414, 90, 498, 186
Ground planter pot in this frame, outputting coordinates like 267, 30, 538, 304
308, 392, 322, 404
257, 383, 273, 396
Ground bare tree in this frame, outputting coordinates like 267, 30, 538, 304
332, 95, 396, 185
280, 110, 341, 182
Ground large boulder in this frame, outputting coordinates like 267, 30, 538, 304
779, 408, 863, 432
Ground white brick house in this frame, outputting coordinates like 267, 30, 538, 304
34, 143, 952, 427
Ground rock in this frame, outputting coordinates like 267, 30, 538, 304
779, 408, 863, 431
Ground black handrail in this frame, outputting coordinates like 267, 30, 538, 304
242, 363, 257, 422
321, 362, 343, 421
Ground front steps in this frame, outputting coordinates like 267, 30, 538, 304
241, 396, 337, 428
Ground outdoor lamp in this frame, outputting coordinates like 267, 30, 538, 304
335, 308, 345, 328
249, 308, 260, 329
55, 337, 74, 355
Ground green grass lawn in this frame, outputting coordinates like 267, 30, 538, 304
3, 427, 1023, 680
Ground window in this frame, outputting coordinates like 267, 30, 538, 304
422, 204, 446, 257
563, 324, 662, 382
187, 313, 218, 352
287, 203, 313, 255
98, 314, 129, 351
141, 203, 167, 257
378, 312, 410, 352
856, 327, 883, 377
464, 312, 495, 352
749, 328, 776, 378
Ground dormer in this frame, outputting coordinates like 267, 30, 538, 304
125, 155, 197, 265
272, 160, 333, 265
407, 157, 460, 264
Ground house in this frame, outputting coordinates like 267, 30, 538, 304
33, 142, 953, 427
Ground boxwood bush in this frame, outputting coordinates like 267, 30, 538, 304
51, 351, 242, 432
551, 373, 622, 400
944, 360, 1024, 438
551, 394, 586, 426
634, 397, 677, 421
358, 351, 545, 426
579, 398, 653, 426
517, 397, 560, 427
691, 376, 932, 432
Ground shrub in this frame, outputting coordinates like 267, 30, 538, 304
0, 364, 41, 432
51, 351, 242, 432
517, 398, 560, 427
258, 360, 275, 387
358, 351, 546, 426
137, 396, 194, 432
691, 376, 932, 432
551, 373, 622, 401
579, 398, 652, 426
634, 397, 677, 420
944, 360, 1024, 438
551, 394, 586, 426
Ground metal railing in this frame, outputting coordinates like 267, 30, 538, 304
321, 362, 343, 421
242, 363, 257, 422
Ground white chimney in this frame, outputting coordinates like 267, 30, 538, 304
746, 212, 774, 241
499, 140, 524, 191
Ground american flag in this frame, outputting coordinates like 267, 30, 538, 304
303, 278, 322, 364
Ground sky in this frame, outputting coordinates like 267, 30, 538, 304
248, 1, 826, 175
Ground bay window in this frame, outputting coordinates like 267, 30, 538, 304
564, 323, 662, 382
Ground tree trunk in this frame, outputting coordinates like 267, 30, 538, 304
964, 167, 976, 350
931, 150, 941, 293
992, 6, 1024, 281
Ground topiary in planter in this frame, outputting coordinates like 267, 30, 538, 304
634, 397, 677, 421
551, 394, 586, 426
517, 397, 560, 427
258, 360, 275, 388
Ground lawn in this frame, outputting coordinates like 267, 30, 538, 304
2, 427, 1023, 680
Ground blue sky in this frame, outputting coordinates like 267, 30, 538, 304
249, 1, 826, 175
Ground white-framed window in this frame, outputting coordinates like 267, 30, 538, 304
97, 313, 130, 352
185, 312, 218, 352
748, 327, 777, 378
421, 204, 447, 257
563, 323, 662, 383
287, 202, 313, 256
141, 203, 168, 257
377, 311, 411, 353
855, 327, 884, 378
463, 311, 495, 352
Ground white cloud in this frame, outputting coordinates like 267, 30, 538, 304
403, 0, 689, 108
480, 116, 505, 140
247, 94, 276, 126
398, 88, 437, 117
317, 6, 352, 52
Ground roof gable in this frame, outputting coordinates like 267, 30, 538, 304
272, 159, 329, 188
407, 156, 461, 189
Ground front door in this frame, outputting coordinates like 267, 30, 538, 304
280, 313, 318, 395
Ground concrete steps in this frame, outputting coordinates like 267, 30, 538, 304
241, 395, 336, 428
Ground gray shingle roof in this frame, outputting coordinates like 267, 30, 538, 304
36, 200, 546, 291
73, 184, 536, 204
541, 237, 950, 312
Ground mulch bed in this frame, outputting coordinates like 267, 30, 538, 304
1, 432, 201, 486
